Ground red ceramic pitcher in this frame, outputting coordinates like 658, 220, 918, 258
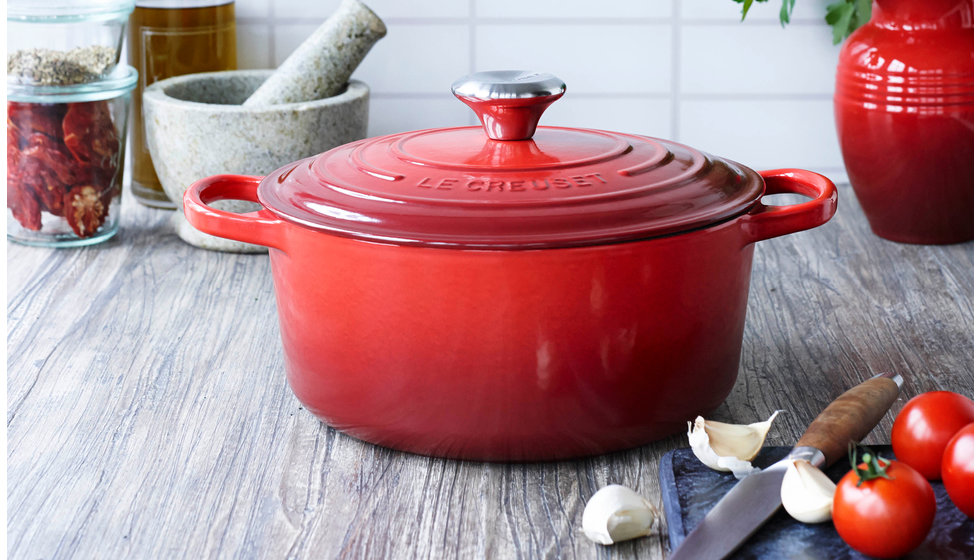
834, 0, 974, 244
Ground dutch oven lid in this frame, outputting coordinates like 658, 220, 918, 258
259, 70, 765, 249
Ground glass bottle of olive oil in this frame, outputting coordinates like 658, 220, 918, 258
128, 1, 237, 208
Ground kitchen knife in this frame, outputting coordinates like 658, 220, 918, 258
668, 371, 903, 560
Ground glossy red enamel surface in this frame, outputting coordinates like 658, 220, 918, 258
273, 221, 753, 460
258, 127, 765, 249
454, 90, 563, 140
834, 0, 974, 244
183, 170, 836, 460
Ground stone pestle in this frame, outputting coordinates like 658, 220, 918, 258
243, 0, 386, 107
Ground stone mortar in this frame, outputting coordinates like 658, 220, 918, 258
143, 69, 369, 253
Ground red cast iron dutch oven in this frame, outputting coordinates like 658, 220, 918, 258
184, 71, 837, 461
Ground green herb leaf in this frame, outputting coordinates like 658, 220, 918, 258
733, 0, 797, 27
736, 0, 757, 21
779, 0, 796, 26
733, 0, 867, 43
854, 0, 872, 28
826, 1, 856, 44
825, 0, 873, 44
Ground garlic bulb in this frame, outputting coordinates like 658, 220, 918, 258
687, 411, 781, 479
582, 484, 656, 545
780, 459, 836, 523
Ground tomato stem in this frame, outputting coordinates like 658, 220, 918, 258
848, 442, 893, 486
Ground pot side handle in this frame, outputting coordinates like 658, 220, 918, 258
183, 174, 287, 251
740, 169, 838, 244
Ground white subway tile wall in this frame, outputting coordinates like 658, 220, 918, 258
474, 24, 673, 94
234, 0, 846, 181
681, 25, 837, 95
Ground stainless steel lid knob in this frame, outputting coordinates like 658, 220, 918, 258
451, 70, 566, 141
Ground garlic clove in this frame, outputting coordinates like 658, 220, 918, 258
780, 459, 836, 523
702, 410, 781, 459
687, 411, 781, 479
716, 455, 758, 479
582, 484, 656, 545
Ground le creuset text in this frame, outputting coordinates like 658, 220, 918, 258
416, 172, 608, 192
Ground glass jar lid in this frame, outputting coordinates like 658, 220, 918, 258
134, 1, 234, 7
7, 0, 135, 21
257, 71, 766, 249
7, 65, 138, 103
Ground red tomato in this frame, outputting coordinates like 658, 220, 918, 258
833, 451, 935, 559
891, 391, 973, 480
941, 423, 974, 518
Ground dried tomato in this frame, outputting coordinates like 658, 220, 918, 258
18, 133, 78, 216
8, 188, 43, 231
8, 125, 48, 229
7, 122, 21, 169
74, 163, 115, 192
62, 101, 119, 170
7, 116, 25, 199
64, 184, 112, 238
25, 133, 77, 184
7, 130, 42, 231
7, 102, 67, 140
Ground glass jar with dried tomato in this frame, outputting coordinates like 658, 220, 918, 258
7, 65, 137, 246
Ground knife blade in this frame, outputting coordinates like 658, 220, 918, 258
668, 371, 903, 560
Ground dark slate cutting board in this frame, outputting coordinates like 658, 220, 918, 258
659, 446, 974, 559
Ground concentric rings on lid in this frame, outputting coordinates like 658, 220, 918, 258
255, 72, 766, 250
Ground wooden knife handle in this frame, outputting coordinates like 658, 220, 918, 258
796, 373, 902, 466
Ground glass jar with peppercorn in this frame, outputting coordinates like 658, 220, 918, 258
7, 0, 138, 247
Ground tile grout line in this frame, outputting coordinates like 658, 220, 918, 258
266, 0, 275, 68
468, 0, 478, 125
238, 16, 829, 26
367, 92, 833, 100
671, 0, 682, 140
469, 0, 477, 72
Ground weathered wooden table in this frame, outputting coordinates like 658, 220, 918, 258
8, 184, 973, 559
